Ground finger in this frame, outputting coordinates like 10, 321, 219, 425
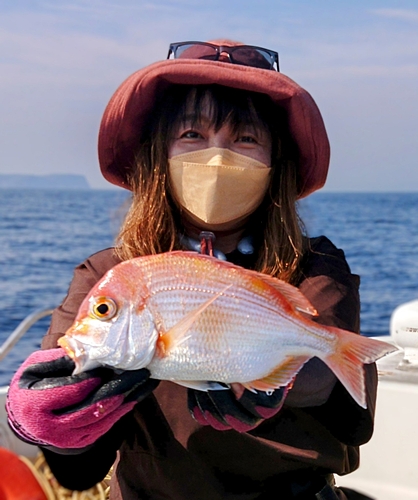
19, 356, 76, 389
238, 387, 288, 419
92, 369, 151, 401
187, 390, 210, 426
190, 391, 232, 430
57, 369, 153, 414
124, 377, 160, 403
207, 390, 262, 431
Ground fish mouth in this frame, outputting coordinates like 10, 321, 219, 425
58, 336, 101, 375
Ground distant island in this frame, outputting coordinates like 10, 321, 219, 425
0, 174, 91, 190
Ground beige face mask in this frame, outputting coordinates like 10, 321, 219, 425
169, 147, 271, 225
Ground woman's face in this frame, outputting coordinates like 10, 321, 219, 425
168, 98, 272, 165
167, 93, 273, 233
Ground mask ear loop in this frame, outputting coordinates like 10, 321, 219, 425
199, 231, 216, 256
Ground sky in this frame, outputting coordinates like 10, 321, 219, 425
0, 0, 417, 190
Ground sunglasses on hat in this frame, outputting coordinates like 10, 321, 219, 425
167, 41, 280, 71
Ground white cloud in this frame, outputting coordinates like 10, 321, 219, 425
372, 8, 418, 23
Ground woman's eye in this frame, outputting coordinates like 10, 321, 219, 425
180, 130, 203, 139
237, 135, 258, 144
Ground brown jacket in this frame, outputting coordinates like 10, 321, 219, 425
41, 236, 377, 499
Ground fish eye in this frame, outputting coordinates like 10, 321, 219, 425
90, 297, 118, 321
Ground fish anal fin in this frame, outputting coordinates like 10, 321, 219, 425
243, 356, 310, 392
157, 285, 232, 356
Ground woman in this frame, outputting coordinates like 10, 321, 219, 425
7, 40, 377, 499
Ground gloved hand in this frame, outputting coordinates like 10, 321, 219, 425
6, 348, 159, 450
188, 385, 288, 432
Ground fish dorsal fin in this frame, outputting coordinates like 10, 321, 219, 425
157, 285, 232, 356
243, 355, 310, 392
173, 251, 316, 316
256, 273, 317, 316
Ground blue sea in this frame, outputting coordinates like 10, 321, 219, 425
1, 190, 417, 386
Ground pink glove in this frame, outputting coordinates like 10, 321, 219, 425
6, 348, 159, 450
188, 385, 288, 432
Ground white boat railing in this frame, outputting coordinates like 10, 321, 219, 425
0, 308, 54, 460
0, 308, 54, 362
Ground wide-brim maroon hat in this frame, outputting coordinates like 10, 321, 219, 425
98, 41, 330, 198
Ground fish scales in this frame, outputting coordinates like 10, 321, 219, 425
143, 272, 313, 382
59, 251, 397, 408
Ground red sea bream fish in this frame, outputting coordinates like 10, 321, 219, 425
58, 251, 396, 408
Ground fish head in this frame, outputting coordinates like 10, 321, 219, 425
58, 261, 159, 374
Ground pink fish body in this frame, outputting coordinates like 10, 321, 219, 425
59, 252, 396, 408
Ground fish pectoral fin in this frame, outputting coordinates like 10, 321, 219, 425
159, 285, 232, 354
243, 356, 310, 392
175, 380, 230, 391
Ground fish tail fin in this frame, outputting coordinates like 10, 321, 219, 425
323, 327, 397, 408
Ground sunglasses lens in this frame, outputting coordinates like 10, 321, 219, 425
174, 43, 218, 61
231, 47, 274, 69
169, 42, 278, 71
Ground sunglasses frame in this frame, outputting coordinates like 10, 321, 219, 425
167, 41, 280, 72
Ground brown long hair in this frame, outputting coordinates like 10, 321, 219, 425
115, 85, 305, 283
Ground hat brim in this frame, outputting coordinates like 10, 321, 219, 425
98, 59, 330, 198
